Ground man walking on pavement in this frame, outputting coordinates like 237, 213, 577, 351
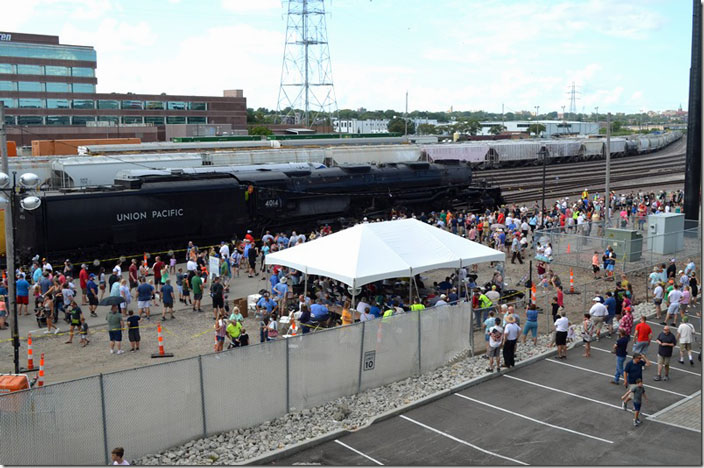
654, 326, 677, 381
611, 328, 630, 385
589, 297, 608, 341
622, 353, 650, 409
632, 315, 652, 356
676, 316, 696, 366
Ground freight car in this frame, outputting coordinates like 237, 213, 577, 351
13, 161, 502, 263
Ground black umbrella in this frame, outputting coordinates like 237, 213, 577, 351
99, 296, 126, 306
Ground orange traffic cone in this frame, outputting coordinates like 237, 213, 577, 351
151, 322, 174, 358
569, 268, 575, 293
37, 353, 45, 387
531, 285, 537, 305
567, 244, 571, 253
143, 252, 148, 266
289, 320, 298, 336
26, 333, 34, 370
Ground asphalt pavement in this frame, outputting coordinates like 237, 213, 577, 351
272, 312, 702, 466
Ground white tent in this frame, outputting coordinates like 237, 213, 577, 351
264, 218, 505, 289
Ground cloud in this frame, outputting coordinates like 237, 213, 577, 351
60, 18, 157, 54
221, 0, 282, 13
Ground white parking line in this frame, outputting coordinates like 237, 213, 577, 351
589, 347, 702, 376
398, 415, 528, 466
546, 359, 687, 397
647, 321, 701, 335
334, 440, 384, 466
453, 393, 613, 444
502, 375, 652, 417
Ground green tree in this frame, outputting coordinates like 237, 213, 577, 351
417, 123, 437, 135
488, 124, 506, 135
451, 119, 481, 136
527, 123, 546, 136
249, 125, 273, 136
387, 118, 415, 135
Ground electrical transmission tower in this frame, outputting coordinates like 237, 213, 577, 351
276, 0, 338, 127
566, 82, 581, 118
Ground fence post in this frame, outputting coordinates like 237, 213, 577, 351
198, 355, 208, 436
357, 322, 365, 394
99, 373, 109, 466
417, 310, 422, 374
285, 339, 290, 413
469, 301, 474, 357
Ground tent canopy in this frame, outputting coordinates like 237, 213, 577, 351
264, 218, 505, 288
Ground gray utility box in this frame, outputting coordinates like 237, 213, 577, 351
648, 213, 684, 254
604, 228, 643, 262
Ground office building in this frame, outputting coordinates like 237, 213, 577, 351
0, 32, 247, 144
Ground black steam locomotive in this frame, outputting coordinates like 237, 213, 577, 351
15, 161, 502, 263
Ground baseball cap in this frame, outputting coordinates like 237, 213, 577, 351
592, 297, 600, 301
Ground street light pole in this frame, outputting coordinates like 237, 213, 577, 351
605, 112, 612, 227
539, 146, 548, 229
0, 104, 19, 374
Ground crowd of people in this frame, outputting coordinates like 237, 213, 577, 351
2, 185, 693, 361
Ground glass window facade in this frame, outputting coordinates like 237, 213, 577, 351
4, 115, 15, 125
0, 63, 15, 74
18, 81, 43, 92
72, 83, 95, 93
46, 115, 71, 126
189, 102, 207, 111
45, 65, 69, 76
0, 43, 96, 61
98, 100, 120, 109
47, 98, 70, 109
144, 116, 164, 125
122, 100, 143, 110
19, 98, 44, 108
98, 116, 119, 124
145, 100, 164, 110
72, 115, 95, 125
187, 116, 207, 124
122, 116, 144, 124
167, 101, 186, 110
72, 99, 94, 109
46, 82, 70, 93
0, 81, 16, 91
71, 67, 94, 77
17, 115, 44, 125
17, 64, 43, 75
166, 116, 186, 124
0, 97, 16, 108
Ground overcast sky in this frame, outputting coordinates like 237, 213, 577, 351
1, 0, 694, 114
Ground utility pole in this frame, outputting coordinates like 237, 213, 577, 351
0, 104, 19, 373
594, 106, 599, 123
605, 112, 611, 227
404, 90, 408, 136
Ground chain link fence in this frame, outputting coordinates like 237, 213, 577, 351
0, 302, 477, 465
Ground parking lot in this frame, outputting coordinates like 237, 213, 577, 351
273, 314, 702, 465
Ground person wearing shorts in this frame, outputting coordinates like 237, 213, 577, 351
136, 278, 154, 320
654, 327, 676, 381
589, 297, 608, 340
106, 306, 124, 354
126, 310, 141, 351
554, 313, 569, 358
486, 318, 503, 372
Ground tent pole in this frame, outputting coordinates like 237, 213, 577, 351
408, 268, 413, 305
304, 273, 308, 298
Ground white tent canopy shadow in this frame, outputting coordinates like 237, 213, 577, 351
264, 218, 505, 291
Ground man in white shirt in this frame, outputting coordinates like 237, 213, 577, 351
554, 313, 570, 359
486, 285, 501, 308
186, 259, 198, 273
502, 315, 521, 368
653, 282, 665, 321
676, 317, 696, 366
666, 288, 683, 326
434, 294, 448, 307
486, 318, 503, 373
589, 297, 608, 341
356, 298, 371, 316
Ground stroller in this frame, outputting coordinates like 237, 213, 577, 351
34, 296, 47, 328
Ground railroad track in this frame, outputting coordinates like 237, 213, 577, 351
472, 140, 687, 205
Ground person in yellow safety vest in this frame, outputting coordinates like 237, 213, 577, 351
582, 189, 589, 200
478, 290, 493, 322
410, 298, 425, 312
382, 307, 394, 323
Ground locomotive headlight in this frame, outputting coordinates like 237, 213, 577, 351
0, 172, 9, 189
19, 172, 41, 189
20, 196, 41, 211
